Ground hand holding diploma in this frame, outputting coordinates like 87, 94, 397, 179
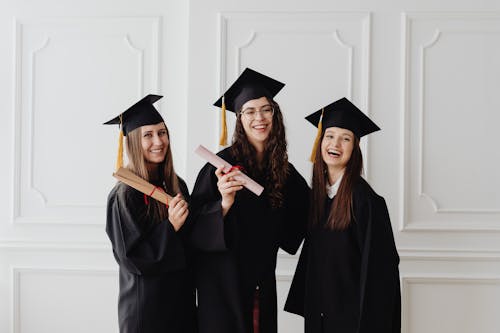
194, 145, 264, 196
215, 166, 245, 216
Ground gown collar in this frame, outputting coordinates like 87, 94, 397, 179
326, 173, 343, 199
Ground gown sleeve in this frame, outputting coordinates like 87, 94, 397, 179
189, 162, 229, 251
283, 236, 309, 316
106, 184, 186, 275
278, 165, 310, 254
355, 187, 401, 332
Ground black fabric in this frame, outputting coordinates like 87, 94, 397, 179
285, 178, 401, 333
106, 177, 197, 333
190, 147, 309, 333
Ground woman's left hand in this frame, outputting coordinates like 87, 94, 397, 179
168, 194, 189, 231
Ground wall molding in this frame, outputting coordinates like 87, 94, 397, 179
401, 274, 500, 333
11, 266, 117, 333
0, 240, 110, 251
11, 16, 161, 226
398, 248, 500, 261
399, 12, 500, 232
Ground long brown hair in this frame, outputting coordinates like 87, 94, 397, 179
125, 122, 179, 221
231, 99, 289, 208
311, 130, 363, 230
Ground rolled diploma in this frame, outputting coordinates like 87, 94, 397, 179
113, 167, 173, 204
194, 145, 264, 196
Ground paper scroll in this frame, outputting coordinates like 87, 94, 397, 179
194, 145, 264, 196
113, 167, 173, 205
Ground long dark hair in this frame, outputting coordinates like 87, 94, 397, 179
231, 98, 289, 208
125, 123, 179, 221
310, 130, 363, 230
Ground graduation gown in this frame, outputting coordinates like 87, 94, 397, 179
106, 177, 197, 333
285, 177, 400, 333
191, 147, 309, 333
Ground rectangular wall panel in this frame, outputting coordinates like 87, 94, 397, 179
13, 17, 161, 225
403, 276, 500, 333
13, 267, 118, 333
401, 13, 500, 231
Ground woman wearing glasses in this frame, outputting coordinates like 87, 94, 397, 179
191, 68, 309, 333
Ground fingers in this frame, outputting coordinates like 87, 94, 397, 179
168, 194, 189, 217
170, 193, 188, 207
171, 206, 189, 221
215, 167, 242, 182
215, 166, 225, 179
218, 183, 244, 196
216, 170, 245, 192
167, 194, 189, 231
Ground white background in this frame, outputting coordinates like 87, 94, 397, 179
0, 0, 499, 332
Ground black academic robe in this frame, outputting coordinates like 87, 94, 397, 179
285, 177, 401, 333
191, 147, 309, 333
106, 177, 197, 333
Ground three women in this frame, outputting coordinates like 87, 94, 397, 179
104, 84, 400, 333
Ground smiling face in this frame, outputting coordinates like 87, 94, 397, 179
239, 96, 274, 151
140, 122, 169, 170
321, 127, 355, 180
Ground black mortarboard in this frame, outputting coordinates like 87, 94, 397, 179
103, 94, 164, 170
214, 68, 285, 112
306, 97, 380, 161
213, 68, 285, 146
103, 94, 164, 136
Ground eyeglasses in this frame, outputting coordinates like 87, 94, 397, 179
240, 105, 274, 120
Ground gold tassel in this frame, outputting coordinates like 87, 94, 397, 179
219, 96, 228, 146
309, 108, 324, 162
116, 115, 124, 171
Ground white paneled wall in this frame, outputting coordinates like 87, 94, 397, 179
402, 276, 500, 333
401, 12, 500, 231
13, 268, 118, 333
1, 0, 499, 332
14, 17, 160, 225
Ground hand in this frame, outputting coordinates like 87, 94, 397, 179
168, 194, 189, 231
215, 166, 245, 216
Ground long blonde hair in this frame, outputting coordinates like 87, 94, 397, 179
125, 122, 179, 222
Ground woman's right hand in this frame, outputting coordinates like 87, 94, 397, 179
215, 166, 245, 216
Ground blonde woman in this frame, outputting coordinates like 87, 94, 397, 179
104, 95, 196, 333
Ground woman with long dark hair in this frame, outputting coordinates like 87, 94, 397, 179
191, 68, 309, 333
285, 97, 401, 332
104, 95, 197, 333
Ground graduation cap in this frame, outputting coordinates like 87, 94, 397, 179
306, 97, 380, 162
213, 68, 285, 146
103, 94, 164, 170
